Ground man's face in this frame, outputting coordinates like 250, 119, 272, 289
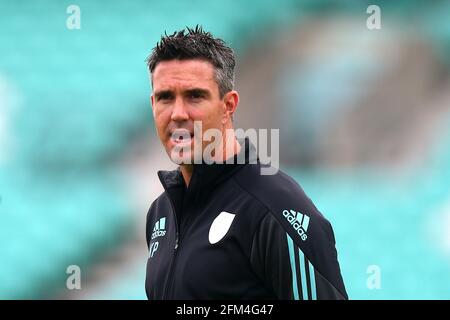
151, 59, 231, 164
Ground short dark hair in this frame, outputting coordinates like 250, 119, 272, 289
146, 25, 236, 97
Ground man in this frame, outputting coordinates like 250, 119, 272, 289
145, 26, 347, 300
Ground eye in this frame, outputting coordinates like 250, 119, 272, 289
191, 92, 201, 99
189, 91, 205, 102
159, 92, 173, 101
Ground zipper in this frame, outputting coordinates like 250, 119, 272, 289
162, 202, 178, 299
159, 169, 200, 299
159, 174, 180, 300
162, 229, 179, 299
163, 201, 195, 299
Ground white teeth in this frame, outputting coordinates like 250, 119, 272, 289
169, 128, 194, 145
171, 134, 192, 144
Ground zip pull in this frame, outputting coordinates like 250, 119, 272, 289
174, 232, 179, 250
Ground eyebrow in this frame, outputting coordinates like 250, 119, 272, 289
184, 88, 211, 98
154, 88, 211, 99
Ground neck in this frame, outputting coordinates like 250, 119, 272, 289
180, 164, 194, 187
180, 131, 241, 187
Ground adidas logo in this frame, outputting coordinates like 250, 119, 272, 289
282, 209, 309, 241
151, 217, 167, 240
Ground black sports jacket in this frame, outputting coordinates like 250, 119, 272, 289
145, 138, 347, 300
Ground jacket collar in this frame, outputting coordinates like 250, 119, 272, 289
157, 137, 258, 204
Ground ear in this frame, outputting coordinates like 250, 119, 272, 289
222, 90, 239, 124
150, 94, 156, 117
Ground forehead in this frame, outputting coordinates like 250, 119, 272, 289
152, 59, 216, 91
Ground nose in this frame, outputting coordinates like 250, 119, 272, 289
171, 98, 189, 122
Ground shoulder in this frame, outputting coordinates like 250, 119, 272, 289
146, 191, 169, 217
233, 164, 327, 224
235, 164, 347, 298
233, 164, 335, 252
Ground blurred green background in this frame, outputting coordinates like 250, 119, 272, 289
0, 0, 450, 299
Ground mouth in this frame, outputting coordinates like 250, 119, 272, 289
169, 129, 194, 145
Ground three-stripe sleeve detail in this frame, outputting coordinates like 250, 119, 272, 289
286, 233, 318, 300
286, 234, 300, 300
